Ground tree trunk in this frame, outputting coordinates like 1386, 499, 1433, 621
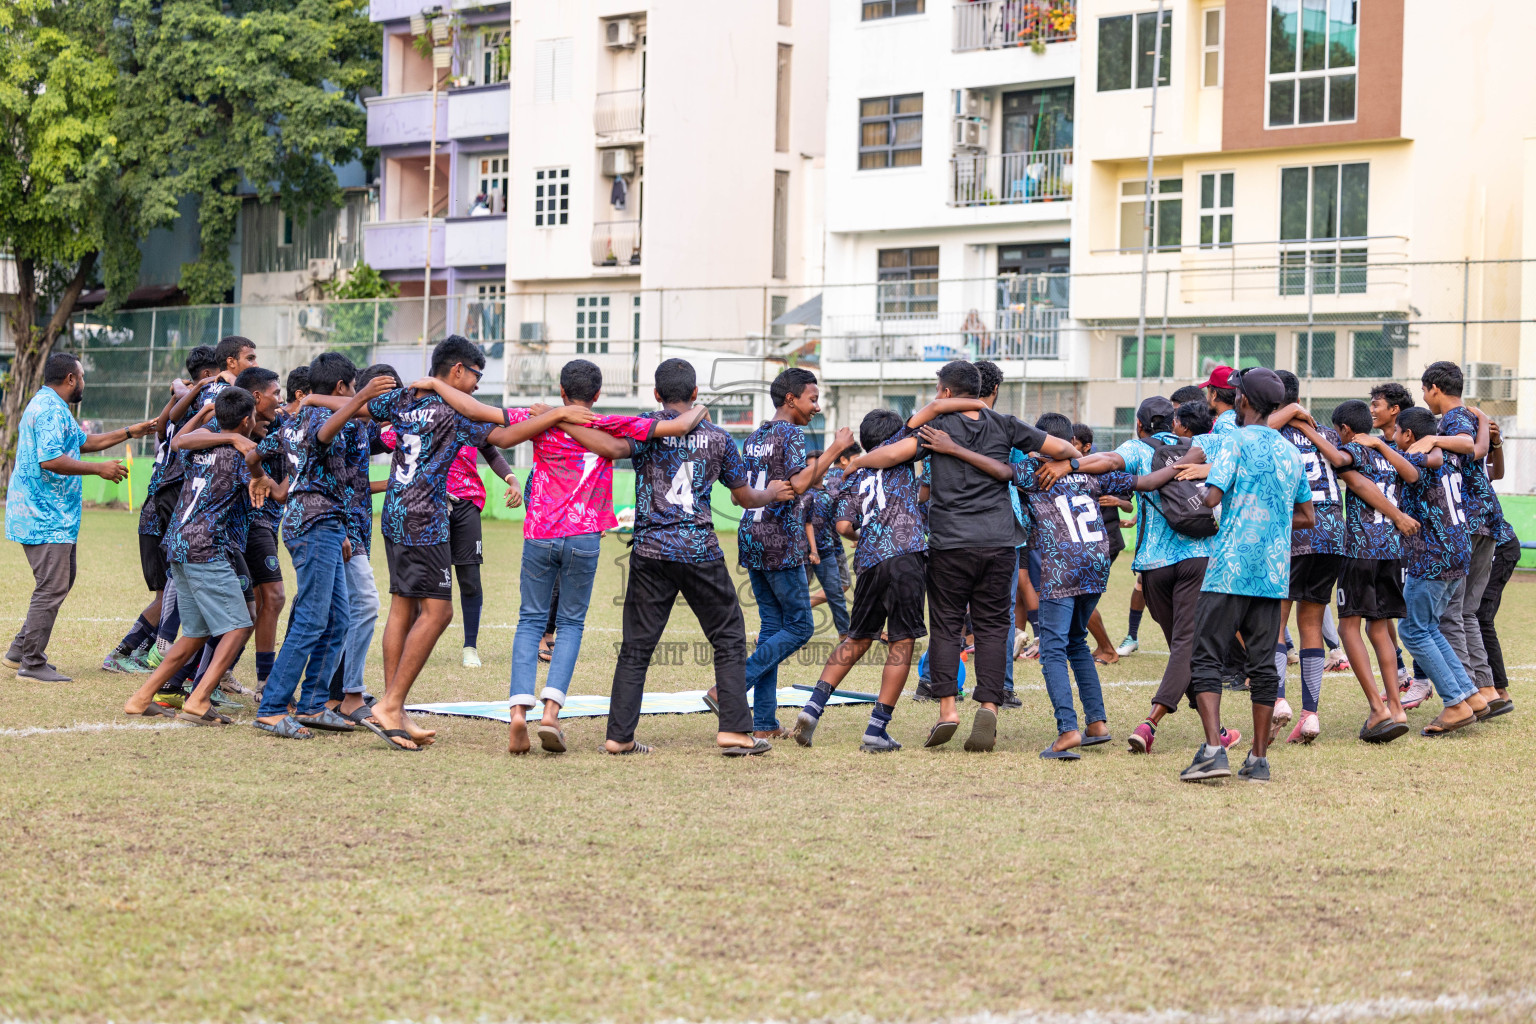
0, 252, 98, 499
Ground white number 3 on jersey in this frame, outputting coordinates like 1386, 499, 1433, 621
665, 461, 695, 513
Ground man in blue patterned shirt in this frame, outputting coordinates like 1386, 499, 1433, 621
1200, 365, 1240, 438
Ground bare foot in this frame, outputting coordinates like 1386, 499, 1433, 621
508, 714, 530, 755
401, 713, 437, 747
1365, 709, 1394, 730
1092, 648, 1119, 665
717, 731, 755, 749
369, 704, 420, 750
1051, 730, 1082, 753
1466, 692, 1489, 715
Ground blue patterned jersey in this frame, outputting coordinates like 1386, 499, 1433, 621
343, 420, 389, 554
367, 388, 499, 546
1013, 462, 1135, 598
824, 466, 846, 497
1438, 406, 1502, 537
737, 419, 808, 571
797, 486, 838, 558
631, 411, 749, 563
251, 411, 291, 532
833, 427, 926, 573
1201, 425, 1311, 599
279, 406, 353, 539
1210, 408, 1238, 438
1116, 433, 1215, 572
1340, 441, 1404, 561
1279, 424, 1346, 556
1495, 516, 1517, 546
1400, 451, 1471, 581
165, 440, 251, 564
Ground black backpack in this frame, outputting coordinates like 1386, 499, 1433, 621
1140, 436, 1219, 539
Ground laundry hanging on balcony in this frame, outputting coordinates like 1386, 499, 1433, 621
610, 175, 628, 211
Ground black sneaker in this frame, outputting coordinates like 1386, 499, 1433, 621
910, 678, 936, 703
1178, 745, 1231, 782
792, 709, 819, 747
1237, 753, 1271, 783
1000, 691, 1023, 710
1223, 675, 1249, 692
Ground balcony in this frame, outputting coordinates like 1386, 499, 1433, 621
366, 94, 449, 147
447, 83, 509, 139
950, 149, 1072, 207
445, 215, 507, 268
591, 220, 641, 268
363, 219, 445, 272
595, 89, 645, 137
953, 0, 1077, 53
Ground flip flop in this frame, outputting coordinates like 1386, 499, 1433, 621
1080, 733, 1113, 747
1421, 713, 1475, 737
722, 738, 772, 757
1485, 697, 1513, 718
963, 708, 997, 752
252, 715, 312, 740
924, 720, 959, 748
339, 705, 377, 728
537, 724, 567, 753
1040, 745, 1081, 760
127, 704, 178, 719
296, 708, 356, 732
702, 688, 720, 715
608, 741, 652, 755
379, 728, 423, 752
175, 710, 227, 727
1359, 718, 1409, 744
1471, 703, 1493, 722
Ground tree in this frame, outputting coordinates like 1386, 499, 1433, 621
321, 263, 399, 367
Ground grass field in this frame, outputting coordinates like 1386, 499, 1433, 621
2, 508, 1535, 1024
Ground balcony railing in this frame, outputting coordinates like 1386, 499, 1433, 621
950, 148, 1073, 207
591, 220, 641, 267
595, 89, 645, 136
953, 0, 1077, 53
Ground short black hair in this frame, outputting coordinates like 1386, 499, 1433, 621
1368, 382, 1414, 412
1208, 384, 1236, 408
308, 351, 357, 396
43, 351, 81, 385
1421, 360, 1463, 397
770, 367, 818, 409
214, 386, 256, 431
561, 359, 603, 403
357, 363, 400, 389
1035, 412, 1074, 442
1072, 422, 1093, 446
185, 345, 219, 377
285, 365, 311, 402
1276, 369, 1300, 405
214, 335, 255, 368
1170, 385, 1205, 404
1330, 399, 1373, 435
431, 334, 486, 378
1395, 406, 1437, 443
935, 360, 980, 398
654, 358, 697, 404
839, 441, 863, 458
234, 366, 279, 396
859, 408, 905, 453
975, 360, 1004, 400
1176, 400, 1213, 436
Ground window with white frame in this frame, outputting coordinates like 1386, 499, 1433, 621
1278, 161, 1368, 296
1119, 178, 1183, 252
1202, 8, 1224, 87
535, 168, 569, 227
862, 0, 923, 20
876, 247, 938, 320
1267, 0, 1357, 127
1199, 171, 1233, 249
467, 27, 509, 86
465, 282, 506, 343
469, 154, 507, 216
576, 295, 610, 353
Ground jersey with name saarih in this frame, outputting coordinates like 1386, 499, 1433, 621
166, 441, 251, 564
1340, 441, 1404, 561
832, 426, 926, 574
1280, 424, 1346, 556
279, 406, 354, 539
630, 411, 749, 563
1014, 462, 1135, 599
1201, 425, 1311, 598
738, 419, 809, 571
367, 388, 500, 546
1400, 450, 1471, 580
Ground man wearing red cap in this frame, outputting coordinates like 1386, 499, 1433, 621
1201, 366, 1241, 439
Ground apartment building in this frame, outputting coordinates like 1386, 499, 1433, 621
820, 0, 1084, 428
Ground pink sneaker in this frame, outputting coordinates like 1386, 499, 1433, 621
1269, 698, 1293, 742
1287, 711, 1321, 744
1127, 721, 1155, 754
1401, 676, 1432, 710
1218, 726, 1242, 749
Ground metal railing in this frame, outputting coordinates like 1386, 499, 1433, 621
591, 220, 642, 267
594, 89, 645, 136
950, 148, 1073, 206
953, 0, 1078, 52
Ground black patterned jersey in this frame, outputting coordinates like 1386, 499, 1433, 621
824, 466, 846, 498
165, 439, 251, 564
800, 486, 838, 556
251, 411, 291, 532
832, 426, 926, 573
157, 380, 231, 494
1013, 462, 1134, 599
279, 406, 354, 538
737, 419, 809, 571
367, 388, 500, 546
343, 420, 389, 554
1340, 441, 1404, 561
1400, 451, 1471, 581
1279, 424, 1346, 556
631, 411, 749, 563
1438, 406, 1502, 537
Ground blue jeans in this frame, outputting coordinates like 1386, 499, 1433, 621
745, 566, 815, 731
510, 533, 601, 706
810, 554, 850, 637
1038, 593, 1107, 735
260, 521, 349, 718
342, 552, 379, 695
1401, 574, 1478, 707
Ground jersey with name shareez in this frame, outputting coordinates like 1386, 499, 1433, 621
738, 419, 810, 571
1013, 461, 1135, 599
630, 410, 749, 563
278, 405, 355, 539
1399, 450, 1471, 580
1437, 405, 1502, 537
1279, 424, 1346, 556
1201, 425, 1312, 599
1340, 441, 1404, 561
367, 388, 499, 546
165, 441, 252, 564
832, 426, 926, 574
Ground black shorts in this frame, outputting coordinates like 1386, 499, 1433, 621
847, 551, 928, 641
1289, 552, 1345, 605
244, 523, 284, 586
227, 548, 254, 602
138, 485, 181, 591
1336, 557, 1405, 621
385, 538, 453, 600
450, 499, 484, 566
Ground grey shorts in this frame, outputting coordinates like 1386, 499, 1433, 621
169, 560, 254, 638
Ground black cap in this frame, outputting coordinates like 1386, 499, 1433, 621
1238, 366, 1285, 408
1136, 396, 1176, 430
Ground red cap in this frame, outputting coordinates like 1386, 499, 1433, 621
1199, 365, 1239, 390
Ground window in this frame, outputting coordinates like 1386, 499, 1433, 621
876, 247, 938, 320
469, 27, 509, 86
533, 38, 573, 103
535, 168, 569, 227
1267, 0, 1357, 127
633, 294, 641, 340
279, 209, 295, 247
775, 45, 792, 153
1279, 162, 1368, 295
1295, 331, 1336, 377
770, 295, 788, 339
1098, 11, 1172, 92
472, 154, 508, 216
772, 170, 790, 280
1199, 171, 1233, 249
779, 0, 792, 25
1202, 8, 1224, 87
1352, 329, 1394, 379
886, 395, 917, 420
862, 0, 923, 20
859, 94, 923, 170
576, 296, 610, 353
465, 283, 506, 342
1119, 178, 1183, 252
1120, 335, 1176, 378
1197, 334, 1276, 376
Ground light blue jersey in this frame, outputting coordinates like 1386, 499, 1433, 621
1201, 424, 1311, 599
1115, 433, 1214, 572
1209, 408, 1238, 438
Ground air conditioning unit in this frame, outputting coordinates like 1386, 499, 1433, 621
601, 146, 635, 177
518, 321, 548, 342
296, 306, 329, 334
1467, 362, 1513, 401
605, 17, 636, 48
953, 117, 988, 151
307, 258, 337, 281
954, 88, 987, 118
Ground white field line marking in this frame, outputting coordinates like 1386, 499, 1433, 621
0, 721, 185, 739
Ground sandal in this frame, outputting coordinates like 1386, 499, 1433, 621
253, 715, 313, 740
1421, 712, 1475, 737
608, 741, 652, 755
538, 637, 554, 663
722, 738, 772, 757
1485, 697, 1514, 719
702, 687, 720, 715
176, 710, 229, 727
127, 704, 178, 719
923, 720, 959, 748
296, 707, 357, 733
537, 723, 567, 753
379, 728, 423, 752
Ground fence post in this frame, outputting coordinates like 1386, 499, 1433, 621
372, 298, 381, 355
1460, 257, 1470, 374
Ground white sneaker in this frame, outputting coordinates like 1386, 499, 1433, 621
1269, 697, 1294, 742
462, 647, 482, 668
1115, 635, 1139, 656
1286, 647, 1300, 666
1401, 676, 1432, 710
1013, 631, 1030, 660
1397, 664, 1412, 687
1323, 648, 1347, 671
